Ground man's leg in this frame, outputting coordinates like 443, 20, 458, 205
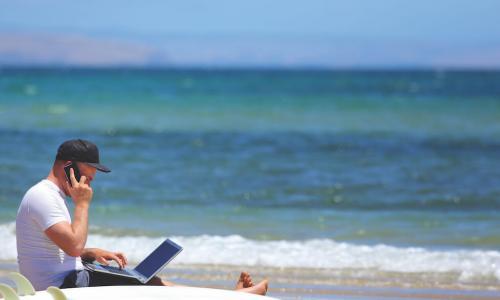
60, 269, 144, 288
61, 270, 267, 296
149, 272, 268, 295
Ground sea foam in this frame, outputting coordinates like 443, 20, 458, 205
1, 222, 499, 283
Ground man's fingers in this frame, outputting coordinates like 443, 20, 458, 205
79, 175, 87, 185
69, 168, 79, 187
109, 254, 124, 269
116, 252, 128, 266
97, 257, 109, 265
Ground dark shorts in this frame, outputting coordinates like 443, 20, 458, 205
60, 267, 144, 289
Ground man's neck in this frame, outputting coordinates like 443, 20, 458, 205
47, 169, 69, 196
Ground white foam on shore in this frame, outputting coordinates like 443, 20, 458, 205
1, 222, 499, 283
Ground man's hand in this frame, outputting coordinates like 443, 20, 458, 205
81, 248, 128, 269
67, 168, 93, 206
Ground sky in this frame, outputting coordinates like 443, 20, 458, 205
1, 0, 499, 68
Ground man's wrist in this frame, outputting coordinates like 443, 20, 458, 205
75, 202, 90, 209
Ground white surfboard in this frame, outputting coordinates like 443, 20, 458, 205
0, 272, 279, 300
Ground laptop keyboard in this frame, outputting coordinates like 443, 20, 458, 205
101, 265, 133, 276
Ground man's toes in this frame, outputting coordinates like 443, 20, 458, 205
236, 272, 252, 289
244, 279, 253, 288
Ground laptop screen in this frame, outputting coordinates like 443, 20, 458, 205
134, 239, 183, 278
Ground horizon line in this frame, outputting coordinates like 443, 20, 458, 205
2, 65, 500, 72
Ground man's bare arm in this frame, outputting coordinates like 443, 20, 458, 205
45, 202, 89, 257
45, 169, 92, 257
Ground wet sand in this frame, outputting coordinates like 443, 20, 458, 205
1, 261, 499, 300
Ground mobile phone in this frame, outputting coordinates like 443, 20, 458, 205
64, 161, 81, 186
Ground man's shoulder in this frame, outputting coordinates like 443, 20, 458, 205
22, 180, 64, 206
18, 179, 69, 228
27, 179, 61, 195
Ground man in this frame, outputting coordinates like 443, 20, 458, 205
16, 139, 268, 295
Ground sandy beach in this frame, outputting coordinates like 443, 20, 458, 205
1, 261, 499, 300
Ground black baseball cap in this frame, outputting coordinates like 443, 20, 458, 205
56, 139, 111, 173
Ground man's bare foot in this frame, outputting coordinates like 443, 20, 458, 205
238, 279, 268, 296
236, 272, 254, 289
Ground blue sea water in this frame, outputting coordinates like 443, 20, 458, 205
0, 68, 499, 286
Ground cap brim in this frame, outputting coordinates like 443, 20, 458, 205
84, 162, 111, 173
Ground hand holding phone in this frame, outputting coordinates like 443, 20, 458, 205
63, 161, 93, 206
64, 161, 81, 187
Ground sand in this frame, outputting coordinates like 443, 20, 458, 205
1, 261, 499, 300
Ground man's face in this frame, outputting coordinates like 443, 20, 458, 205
76, 162, 97, 185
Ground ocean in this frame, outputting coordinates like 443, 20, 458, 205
0, 68, 499, 294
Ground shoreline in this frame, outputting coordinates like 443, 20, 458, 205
2, 261, 499, 300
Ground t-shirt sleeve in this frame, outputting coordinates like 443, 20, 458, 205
28, 192, 68, 231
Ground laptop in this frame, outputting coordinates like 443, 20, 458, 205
84, 238, 183, 283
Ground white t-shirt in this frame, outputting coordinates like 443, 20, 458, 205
16, 179, 83, 291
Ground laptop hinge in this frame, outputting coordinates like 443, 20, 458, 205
130, 270, 148, 283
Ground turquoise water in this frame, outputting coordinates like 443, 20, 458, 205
1, 68, 500, 245
1, 69, 500, 286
